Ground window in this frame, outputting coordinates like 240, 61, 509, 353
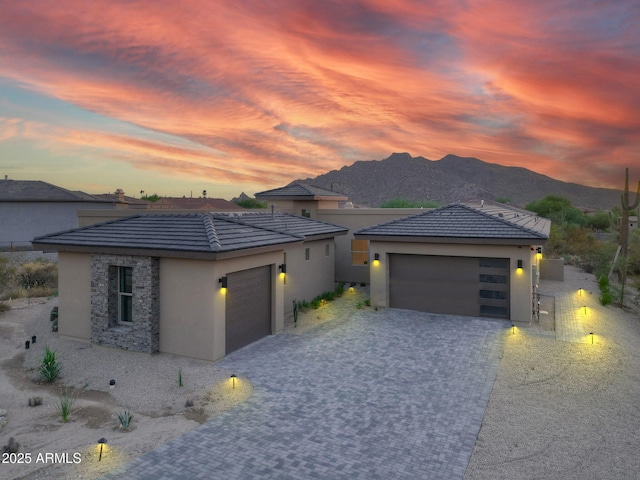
479, 274, 507, 284
325, 244, 330, 256
351, 239, 369, 265
301, 208, 311, 218
305, 248, 310, 261
118, 266, 133, 324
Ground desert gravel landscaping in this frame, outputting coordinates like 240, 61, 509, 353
1, 267, 640, 479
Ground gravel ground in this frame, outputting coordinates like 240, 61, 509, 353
465, 265, 640, 480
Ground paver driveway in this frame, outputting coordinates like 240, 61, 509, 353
105, 309, 506, 480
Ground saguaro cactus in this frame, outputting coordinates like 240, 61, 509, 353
619, 168, 640, 306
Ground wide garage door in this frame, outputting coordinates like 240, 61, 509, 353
389, 254, 510, 319
225, 265, 272, 354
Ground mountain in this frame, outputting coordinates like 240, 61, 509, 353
296, 153, 622, 210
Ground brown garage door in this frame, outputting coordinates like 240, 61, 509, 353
389, 254, 510, 319
225, 265, 272, 354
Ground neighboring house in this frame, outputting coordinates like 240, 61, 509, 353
150, 197, 243, 210
256, 183, 349, 218
354, 202, 550, 324
33, 212, 347, 362
0, 178, 124, 250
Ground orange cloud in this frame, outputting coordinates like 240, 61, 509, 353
0, 0, 638, 193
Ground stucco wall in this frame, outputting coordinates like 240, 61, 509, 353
317, 209, 430, 284
368, 241, 536, 324
159, 251, 284, 362
57, 251, 92, 340
282, 240, 336, 315
540, 258, 565, 281
1, 202, 115, 247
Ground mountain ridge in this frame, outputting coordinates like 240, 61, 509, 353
294, 152, 622, 210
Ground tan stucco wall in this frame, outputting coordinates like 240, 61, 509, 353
159, 251, 284, 362
282, 240, 336, 315
317, 209, 431, 284
540, 258, 565, 281
57, 252, 92, 340
368, 241, 537, 324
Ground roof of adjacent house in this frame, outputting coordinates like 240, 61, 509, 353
0, 179, 112, 203
218, 212, 348, 239
354, 203, 550, 244
32, 212, 348, 258
255, 183, 348, 201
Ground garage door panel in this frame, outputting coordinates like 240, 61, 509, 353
225, 266, 271, 354
389, 254, 510, 319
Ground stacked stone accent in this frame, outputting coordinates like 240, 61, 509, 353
91, 254, 160, 353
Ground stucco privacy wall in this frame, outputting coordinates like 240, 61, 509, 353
317, 209, 430, 284
57, 251, 92, 340
368, 242, 536, 324
281, 240, 336, 315
91, 254, 160, 353
540, 258, 565, 281
160, 251, 284, 362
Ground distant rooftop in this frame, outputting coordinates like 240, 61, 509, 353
218, 212, 348, 239
152, 197, 243, 210
0, 179, 112, 203
255, 183, 348, 201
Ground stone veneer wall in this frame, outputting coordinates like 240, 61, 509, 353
91, 254, 160, 353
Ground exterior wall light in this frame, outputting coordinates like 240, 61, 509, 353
536, 247, 542, 259
219, 276, 228, 289
374, 253, 380, 261
279, 264, 286, 274
230, 373, 237, 389
98, 438, 107, 461
517, 260, 523, 270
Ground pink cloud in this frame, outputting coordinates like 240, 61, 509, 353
0, 0, 638, 192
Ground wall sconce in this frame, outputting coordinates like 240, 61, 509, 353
219, 276, 228, 289
230, 373, 237, 389
279, 264, 286, 274
374, 253, 380, 261
536, 246, 542, 259
98, 438, 107, 461
517, 260, 523, 270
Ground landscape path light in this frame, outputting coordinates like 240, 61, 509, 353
230, 373, 237, 389
98, 438, 107, 461
590, 332, 594, 344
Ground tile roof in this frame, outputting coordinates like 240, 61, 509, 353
354, 203, 550, 241
255, 183, 348, 200
218, 212, 348, 238
0, 180, 110, 202
33, 213, 304, 255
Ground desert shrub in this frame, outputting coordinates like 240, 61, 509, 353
0, 302, 9, 314
18, 261, 57, 289
39, 345, 62, 383
55, 388, 74, 422
380, 198, 440, 208
600, 290, 613, 306
335, 282, 345, 297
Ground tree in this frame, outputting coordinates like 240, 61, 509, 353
587, 210, 611, 231
525, 195, 587, 227
233, 198, 267, 209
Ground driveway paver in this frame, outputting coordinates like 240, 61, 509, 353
104, 309, 506, 480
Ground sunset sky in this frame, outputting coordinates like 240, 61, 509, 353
1, 0, 639, 199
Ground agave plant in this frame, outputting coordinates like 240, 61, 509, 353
39, 345, 62, 383
117, 410, 133, 429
